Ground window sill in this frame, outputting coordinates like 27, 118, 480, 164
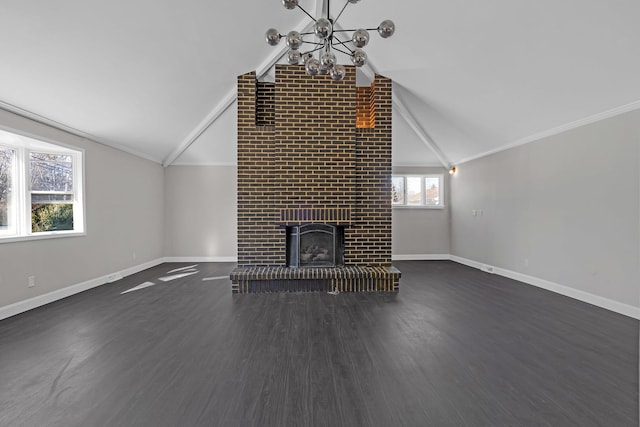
0, 231, 86, 244
393, 205, 446, 210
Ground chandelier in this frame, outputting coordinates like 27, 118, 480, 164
265, 0, 395, 81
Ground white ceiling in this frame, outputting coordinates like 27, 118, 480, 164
1, 0, 639, 167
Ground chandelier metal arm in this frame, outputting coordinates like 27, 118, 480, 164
302, 41, 325, 47
267, 0, 395, 81
296, 4, 317, 22
331, 36, 354, 55
303, 45, 326, 55
331, 45, 354, 57
332, 28, 379, 33
333, 1, 350, 25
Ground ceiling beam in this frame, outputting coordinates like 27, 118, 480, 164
392, 90, 450, 168
333, 22, 451, 169
162, 19, 314, 167
161, 89, 236, 167
165, 12, 450, 168
362, 65, 450, 168
317, 0, 328, 18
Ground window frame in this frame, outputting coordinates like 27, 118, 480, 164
0, 127, 85, 243
0, 145, 17, 237
391, 174, 445, 209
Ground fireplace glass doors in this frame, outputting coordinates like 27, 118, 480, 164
286, 224, 344, 268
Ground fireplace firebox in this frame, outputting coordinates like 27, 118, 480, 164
286, 224, 344, 268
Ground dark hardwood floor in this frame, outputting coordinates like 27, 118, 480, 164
0, 261, 637, 426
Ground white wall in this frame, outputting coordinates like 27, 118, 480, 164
451, 109, 640, 312
164, 165, 237, 260
392, 166, 450, 257
3, 106, 637, 317
163, 164, 451, 260
0, 110, 165, 308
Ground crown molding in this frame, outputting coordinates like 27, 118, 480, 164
452, 100, 640, 166
392, 162, 445, 168
0, 100, 163, 164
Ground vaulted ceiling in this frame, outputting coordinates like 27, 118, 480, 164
1, 0, 639, 167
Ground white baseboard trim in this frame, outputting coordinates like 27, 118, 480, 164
162, 256, 238, 263
3, 255, 637, 321
450, 255, 640, 320
393, 254, 451, 261
0, 258, 165, 321
449, 255, 485, 271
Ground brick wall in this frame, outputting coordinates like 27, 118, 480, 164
237, 72, 279, 265
349, 76, 393, 265
237, 65, 392, 267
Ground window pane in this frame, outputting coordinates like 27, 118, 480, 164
30, 152, 73, 192
31, 202, 74, 232
391, 176, 405, 205
425, 176, 441, 205
0, 147, 14, 230
406, 176, 422, 205
31, 194, 73, 203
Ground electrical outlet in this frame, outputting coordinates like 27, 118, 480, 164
28, 276, 36, 288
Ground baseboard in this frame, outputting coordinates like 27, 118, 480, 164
163, 256, 238, 263
449, 255, 486, 271
0, 258, 165, 321
450, 255, 640, 320
392, 254, 451, 261
3, 255, 637, 321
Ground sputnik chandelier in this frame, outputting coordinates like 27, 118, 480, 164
265, 0, 395, 81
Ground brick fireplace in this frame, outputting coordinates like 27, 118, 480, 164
229, 64, 400, 293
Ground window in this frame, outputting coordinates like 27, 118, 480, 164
0, 128, 84, 242
391, 176, 405, 205
391, 174, 444, 208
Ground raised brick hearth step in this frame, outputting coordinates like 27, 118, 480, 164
229, 265, 401, 294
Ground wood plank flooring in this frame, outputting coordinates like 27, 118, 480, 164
0, 261, 637, 426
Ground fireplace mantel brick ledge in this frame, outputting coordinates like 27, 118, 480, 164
279, 206, 352, 225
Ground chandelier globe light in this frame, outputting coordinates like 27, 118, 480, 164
265, 0, 395, 81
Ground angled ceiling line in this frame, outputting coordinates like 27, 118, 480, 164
0, 99, 162, 163
162, 18, 315, 167
331, 21, 451, 169
317, 0, 328, 17
392, 91, 450, 168
451, 99, 640, 166
161, 88, 236, 167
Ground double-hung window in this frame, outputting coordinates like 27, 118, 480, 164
0, 128, 84, 242
392, 174, 444, 208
